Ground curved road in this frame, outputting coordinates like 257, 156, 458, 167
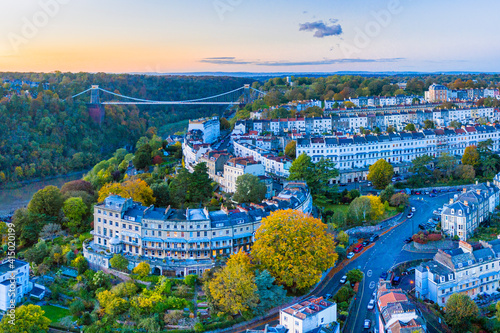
231, 192, 451, 333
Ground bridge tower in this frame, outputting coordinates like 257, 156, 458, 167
242, 84, 251, 105
90, 85, 100, 104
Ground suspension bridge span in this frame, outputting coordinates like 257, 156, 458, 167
71, 84, 266, 105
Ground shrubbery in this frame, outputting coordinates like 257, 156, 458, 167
412, 231, 442, 244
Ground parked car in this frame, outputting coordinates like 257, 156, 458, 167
340, 275, 347, 284
424, 191, 430, 195
347, 252, 355, 259
391, 177, 396, 182
415, 191, 421, 195
404, 237, 413, 244
367, 299, 375, 310
364, 319, 371, 329
367, 181, 373, 187
362, 240, 370, 247
380, 272, 388, 279
369, 234, 379, 242
325, 293, 332, 300
429, 193, 436, 197
392, 276, 401, 285
418, 224, 425, 229
407, 213, 414, 219
411, 207, 416, 212
353, 244, 364, 253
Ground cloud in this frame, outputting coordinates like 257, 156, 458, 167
299, 20, 342, 38
199, 57, 404, 66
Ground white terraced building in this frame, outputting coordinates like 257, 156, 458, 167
296, 125, 500, 171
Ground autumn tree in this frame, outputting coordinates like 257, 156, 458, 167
367, 195, 384, 220
62, 197, 87, 233
445, 294, 478, 332
454, 165, 475, 181
206, 250, 259, 316
285, 141, 296, 159
133, 261, 150, 277
0, 304, 50, 333
423, 119, 435, 129
404, 123, 416, 132
220, 117, 230, 130
390, 193, 409, 207
28, 185, 64, 218
98, 178, 155, 206
233, 174, 267, 204
72, 255, 88, 274
367, 159, 394, 189
252, 210, 337, 293
462, 145, 479, 167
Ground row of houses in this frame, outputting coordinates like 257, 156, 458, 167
426, 84, 500, 102
84, 182, 312, 277
236, 107, 498, 133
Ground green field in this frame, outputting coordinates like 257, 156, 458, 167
41, 305, 71, 323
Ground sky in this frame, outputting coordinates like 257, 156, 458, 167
0, 0, 499, 73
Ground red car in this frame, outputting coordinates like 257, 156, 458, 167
353, 244, 364, 253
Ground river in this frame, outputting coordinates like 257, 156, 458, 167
0, 172, 86, 217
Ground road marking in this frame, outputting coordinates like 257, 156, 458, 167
369, 281, 376, 289
367, 270, 372, 277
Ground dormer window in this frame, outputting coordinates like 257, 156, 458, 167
440, 276, 445, 283
458, 210, 462, 216
449, 274, 453, 280
468, 260, 473, 265
451, 209, 455, 214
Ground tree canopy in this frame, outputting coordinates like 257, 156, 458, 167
233, 174, 267, 204
367, 159, 393, 189
98, 178, 155, 206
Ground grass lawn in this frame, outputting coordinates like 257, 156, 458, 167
41, 305, 71, 323
323, 204, 350, 214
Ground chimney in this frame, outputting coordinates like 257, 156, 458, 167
487, 181, 491, 187
459, 240, 473, 253
264, 325, 269, 333
476, 180, 479, 185
477, 189, 481, 195
449, 198, 454, 204
464, 200, 468, 206
463, 188, 467, 194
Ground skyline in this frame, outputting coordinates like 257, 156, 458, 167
1, 0, 500, 73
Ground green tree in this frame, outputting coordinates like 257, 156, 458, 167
253, 270, 288, 316
252, 210, 337, 293
449, 120, 462, 129
169, 168, 190, 207
62, 197, 87, 233
133, 143, 152, 170
423, 119, 435, 129
409, 155, 433, 177
72, 255, 89, 274
438, 153, 457, 178
233, 174, 267, 204
69, 299, 86, 317
337, 230, 349, 245
110, 254, 129, 271
348, 196, 372, 223
462, 145, 479, 168
285, 141, 296, 159
220, 117, 230, 130
404, 123, 416, 131
188, 162, 213, 205
386, 125, 396, 133
367, 159, 394, 189
0, 304, 50, 333
28, 185, 64, 219
379, 184, 395, 203
445, 294, 478, 332
150, 182, 170, 207
346, 269, 364, 283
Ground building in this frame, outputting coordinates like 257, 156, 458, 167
416, 240, 500, 306
84, 182, 312, 277
199, 150, 232, 182
0, 260, 32, 312
425, 84, 449, 102
188, 116, 220, 144
223, 157, 265, 193
440, 182, 499, 241
233, 140, 292, 178
279, 296, 339, 333
376, 281, 427, 332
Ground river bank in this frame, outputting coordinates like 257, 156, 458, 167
0, 171, 87, 217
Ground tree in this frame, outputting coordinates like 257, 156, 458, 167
252, 210, 337, 292
28, 185, 64, 218
454, 165, 475, 181
288, 153, 313, 183
348, 196, 372, 223
386, 125, 396, 133
220, 117, 230, 130
409, 155, 433, 176
169, 168, 190, 207
61, 180, 94, 195
348, 189, 360, 200
404, 123, 416, 132
449, 120, 462, 129
98, 178, 155, 206
72, 255, 88, 274
110, 254, 129, 271
0, 304, 50, 333
253, 270, 287, 316
285, 141, 296, 159
346, 269, 364, 284
438, 153, 457, 178
133, 261, 150, 277
188, 162, 213, 205
482, 156, 498, 178
233, 174, 267, 204
390, 193, 409, 207
207, 250, 258, 316
379, 184, 395, 203
164, 310, 183, 325
423, 119, 435, 129
39, 223, 62, 240
337, 230, 349, 245
462, 145, 479, 167
69, 299, 86, 317
445, 294, 478, 332
367, 195, 384, 220
133, 143, 152, 170
62, 197, 87, 233
151, 182, 170, 207
367, 159, 393, 189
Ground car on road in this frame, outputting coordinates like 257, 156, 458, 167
362, 240, 370, 247
325, 293, 332, 300
347, 252, 355, 259
407, 213, 414, 219
364, 319, 371, 329
340, 275, 347, 284
404, 237, 413, 244
380, 272, 388, 279
367, 299, 375, 310
415, 191, 421, 195
429, 193, 436, 197
353, 244, 364, 253
411, 207, 416, 212
392, 276, 401, 286
424, 191, 430, 195
418, 224, 425, 229
367, 181, 372, 187
369, 234, 379, 242
391, 177, 396, 182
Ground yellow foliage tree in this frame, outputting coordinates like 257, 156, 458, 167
132, 261, 151, 277
96, 289, 129, 316
98, 178, 155, 205
0, 304, 50, 332
367, 195, 384, 220
207, 250, 258, 316
252, 209, 337, 292
462, 145, 479, 167
367, 159, 394, 189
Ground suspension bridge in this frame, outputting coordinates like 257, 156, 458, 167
71, 84, 266, 105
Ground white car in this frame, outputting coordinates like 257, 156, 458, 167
347, 252, 355, 259
367, 299, 375, 310
367, 181, 373, 187
411, 207, 416, 212
364, 319, 371, 329
340, 275, 347, 284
